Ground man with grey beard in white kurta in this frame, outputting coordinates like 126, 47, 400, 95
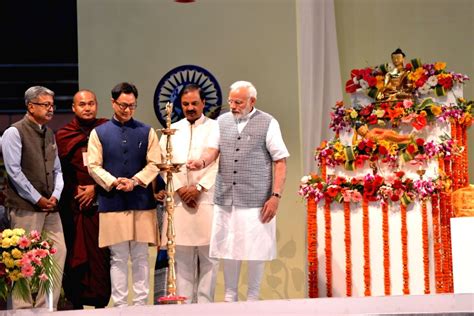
187, 81, 289, 302
161, 84, 219, 303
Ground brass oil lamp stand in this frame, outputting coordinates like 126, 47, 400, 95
157, 102, 186, 304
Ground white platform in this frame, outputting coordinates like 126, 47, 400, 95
1, 293, 473, 316
451, 217, 474, 294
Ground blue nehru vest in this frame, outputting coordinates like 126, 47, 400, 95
95, 118, 156, 212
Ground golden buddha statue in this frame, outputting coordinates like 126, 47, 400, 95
377, 48, 414, 102
356, 123, 412, 144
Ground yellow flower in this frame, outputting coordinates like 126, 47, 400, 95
333, 142, 344, 152
2, 229, 13, 238
2, 238, 12, 248
9, 270, 21, 281
376, 75, 385, 89
379, 140, 390, 149
389, 143, 399, 155
14, 259, 21, 267
430, 104, 442, 116
4, 257, 15, 269
2, 251, 11, 259
11, 248, 22, 259
434, 62, 446, 71
334, 152, 344, 161
375, 109, 385, 118
377, 119, 386, 126
408, 68, 425, 81
12, 228, 25, 236
10, 235, 20, 246
350, 109, 358, 119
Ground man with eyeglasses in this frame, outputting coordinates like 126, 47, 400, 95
1, 86, 66, 309
87, 82, 161, 307
187, 81, 289, 302
55, 90, 111, 309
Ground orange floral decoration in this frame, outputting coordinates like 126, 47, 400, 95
362, 197, 371, 296
307, 198, 318, 298
463, 125, 469, 187
324, 198, 332, 297
321, 157, 327, 181
450, 122, 459, 191
343, 201, 352, 296
401, 203, 410, 295
421, 199, 430, 294
431, 194, 443, 293
442, 157, 454, 292
382, 201, 390, 295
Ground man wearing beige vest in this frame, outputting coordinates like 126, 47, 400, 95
1, 86, 66, 309
187, 81, 289, 302
160, 84, 219, 303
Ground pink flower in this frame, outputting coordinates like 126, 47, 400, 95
40, 241, 50, 249
39, 273, 49, 281
50, 247, 57, 255
29, 230, 41, 242
21, 264, 35, 278
34, 249, 48, 259
18, 236, 31, 249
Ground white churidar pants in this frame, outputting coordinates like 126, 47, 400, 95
175, 245, 219, 303
109, 241, 149, 307
223, 259, 265, 302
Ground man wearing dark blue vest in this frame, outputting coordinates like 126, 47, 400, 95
2, 86, 66, 309
87, 82, 161, 307
187, 81, 289, 302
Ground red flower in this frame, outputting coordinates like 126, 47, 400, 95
379, 145, 388, 155
415, 77, 427, 88
359, 105, 374, 117
326, 186, 340, 198
395, 171, 405, 178
415, 138, 425, 146
406, 143, 418, 154
412, 115, 427, 130
367, 114, 378, 125
366, 76, 377, 87
345, 79, 358, 93
405, 64, 412, 71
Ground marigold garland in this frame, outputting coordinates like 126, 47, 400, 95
431, 194, 444, 293
456, 123, 463, 188
461, 125, 468, 187
382, 201, 391, 295
442, 158, 454, 292
343, 201, 352, 296
401, 203, 410, 295
362, 197, 371, 296
307, 198, 318, 298
324, 198, 332, 297
421, 199, 430, 294
450, 122, 459, 191
321, 157, 327, 181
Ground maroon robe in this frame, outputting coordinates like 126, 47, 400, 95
56, 117, 110, 308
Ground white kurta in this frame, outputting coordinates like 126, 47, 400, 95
207, 108, 290, 260
160, 115, 219, 246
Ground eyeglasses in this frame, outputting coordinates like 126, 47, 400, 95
114, 100, 138, 110
30, 102, 56, 110
228, 99, 247, 106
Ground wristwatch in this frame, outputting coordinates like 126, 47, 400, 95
196, 184, 204, 192
271, 192, 282, 198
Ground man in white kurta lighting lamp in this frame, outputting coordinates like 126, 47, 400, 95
187, 80, 289, 302
160, 84, 219, 303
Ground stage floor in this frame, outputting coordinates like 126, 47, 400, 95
0, 293, 473, 316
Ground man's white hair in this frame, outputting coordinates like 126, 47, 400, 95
230, 81, 257, 99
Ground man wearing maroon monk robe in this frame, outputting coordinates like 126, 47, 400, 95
56, 90, 111, 309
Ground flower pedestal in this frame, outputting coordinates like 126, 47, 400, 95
450, 217, 474, 294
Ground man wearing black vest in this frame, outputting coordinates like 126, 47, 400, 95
1, 86, 66, 309
87, 82, 161, 307
187, 81, 289, 302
